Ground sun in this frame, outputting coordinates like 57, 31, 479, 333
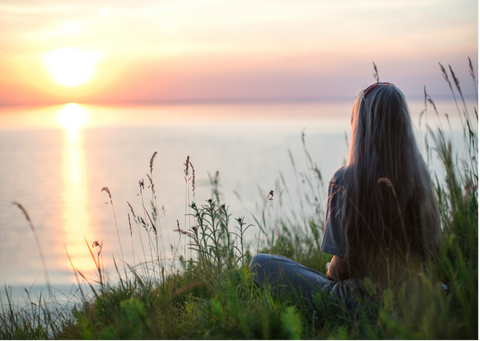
45, 48, 101, 87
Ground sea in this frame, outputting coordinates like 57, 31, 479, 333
0, 99, 473, 301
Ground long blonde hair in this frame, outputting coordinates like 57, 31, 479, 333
341, 83, 440, 284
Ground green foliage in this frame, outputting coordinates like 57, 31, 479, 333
75, 296, 154, 339
282, 306, 303, 339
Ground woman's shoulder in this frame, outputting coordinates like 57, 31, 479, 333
332, 166, 347, 184
327, 166, 347, 193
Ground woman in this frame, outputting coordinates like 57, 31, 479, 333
249, 82, 441, 310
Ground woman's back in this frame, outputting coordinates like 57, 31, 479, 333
250, 82, 442, 312
332, 83, 441, 287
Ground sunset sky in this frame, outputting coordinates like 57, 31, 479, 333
0, 0, 477, 105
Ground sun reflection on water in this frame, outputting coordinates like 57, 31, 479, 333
59, 103, 96, 279
59, 103, 88, 140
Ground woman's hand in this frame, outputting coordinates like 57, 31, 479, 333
326, 255, 350, 281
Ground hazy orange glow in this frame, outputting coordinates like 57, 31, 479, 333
0, 1, 477, 106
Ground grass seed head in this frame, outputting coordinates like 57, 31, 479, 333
101, 187, 112, 200
184, 156, 190, 178
150, 151, 157, 174
12, 201, 32, 224
126, 201, 137, 219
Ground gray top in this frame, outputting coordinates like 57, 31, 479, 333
320, 166, 352, 258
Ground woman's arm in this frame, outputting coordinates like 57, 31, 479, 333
326, 255, 350, 281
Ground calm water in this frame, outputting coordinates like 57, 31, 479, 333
0, 100, 471, 294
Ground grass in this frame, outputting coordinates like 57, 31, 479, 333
1, 60, 478, 339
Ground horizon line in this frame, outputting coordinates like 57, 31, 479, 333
0, 94, 477, 108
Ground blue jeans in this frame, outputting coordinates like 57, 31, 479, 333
249, 254, 364, 310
